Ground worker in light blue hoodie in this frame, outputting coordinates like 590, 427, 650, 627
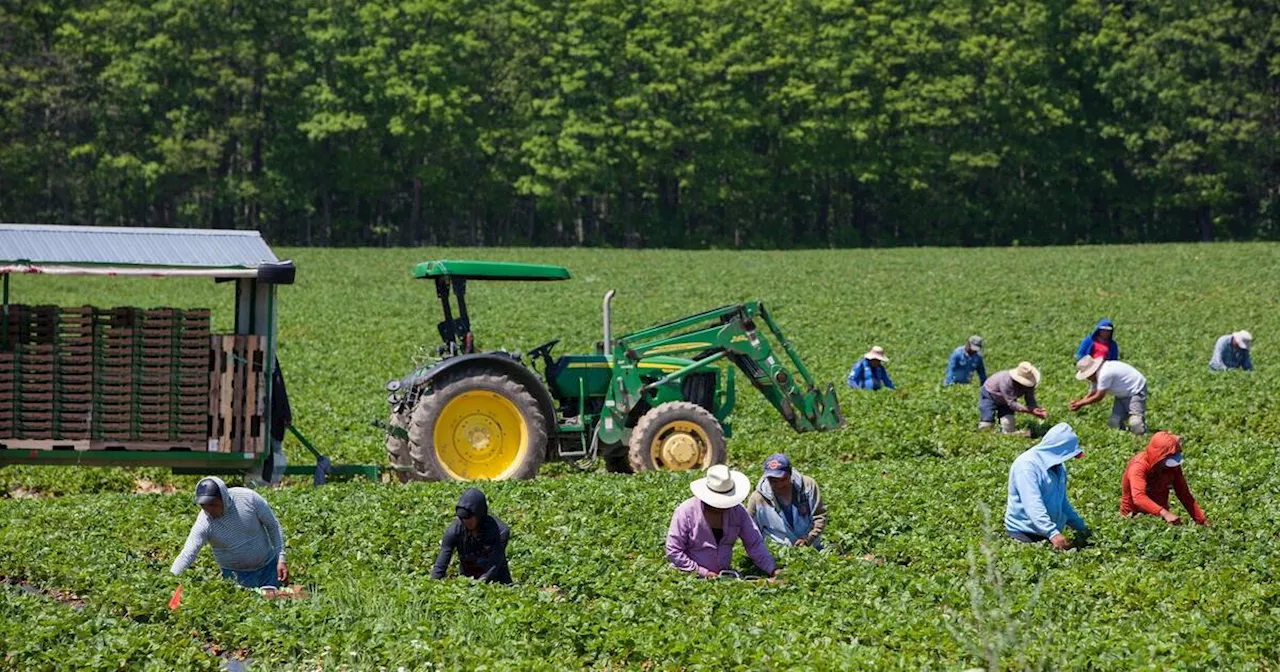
1074, 319, 1119, 361
1005, 423, 1091, 550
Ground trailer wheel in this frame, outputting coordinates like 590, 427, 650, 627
385, 410, 420, 483
628, 402, 726, 473
409, 369, 547, 481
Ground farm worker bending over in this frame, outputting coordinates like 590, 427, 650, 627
848, 346, 894, 390
1070, 356, 1148, 435
1121, 432, 1208, 526
944, 336, 987, 386
1209, 330, 1253, 371
430, 488, 512, 584
1074, 318, 1119, 361
666, 464, 777, 578
978, 362, 1047, 434
170, 477, 287, 589
746, 453, 827, 549
1004, 423, 1090, 549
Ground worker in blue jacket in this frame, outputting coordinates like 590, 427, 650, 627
1075, 319, 1119, 361
1005, 423, 1091, 550
943, 336, 987, 386
848, 346, 894, 390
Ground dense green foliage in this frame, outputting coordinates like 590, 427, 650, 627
2, 1, 1278, 246
3, 244, 1280, 669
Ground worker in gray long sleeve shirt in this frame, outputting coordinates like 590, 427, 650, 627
979, 362, 1047, 434
170, 477, 288, 589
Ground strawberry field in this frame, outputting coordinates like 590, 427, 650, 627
3, 244, 1280, 670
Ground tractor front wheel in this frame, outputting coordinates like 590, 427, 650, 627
408, 369, 547, 481
627, 402, 726, 473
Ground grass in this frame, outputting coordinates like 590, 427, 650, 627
2, 243, 1280, 669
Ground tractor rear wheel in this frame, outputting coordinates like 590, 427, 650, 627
408, 369, 547, 481
385, 410, 421, 482
627, 402, 726, 473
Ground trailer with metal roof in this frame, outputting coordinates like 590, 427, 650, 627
0, 224, 320, 477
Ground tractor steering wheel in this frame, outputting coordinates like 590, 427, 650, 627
527, 339, 561, 369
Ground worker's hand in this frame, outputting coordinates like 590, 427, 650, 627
1050, 533, 1072, 550
769, 568, 779, 578
794, 538, 808, 547
1160, 510, 1182, 526
1068, 400, 1082, 412
1031, 408, 1048, 419
277, 560, 288, 583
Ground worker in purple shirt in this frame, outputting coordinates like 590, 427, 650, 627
665, 464, 777, 579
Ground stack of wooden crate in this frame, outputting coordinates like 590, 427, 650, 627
54, 306, 94, 439
135, 308, 210, 446
9, 306, 58, 441
92, 307, 137, 443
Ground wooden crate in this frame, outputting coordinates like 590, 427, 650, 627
209, 334, 265, 454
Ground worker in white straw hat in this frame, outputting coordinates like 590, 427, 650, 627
1070, 356, 1149, 435
978, 361, 1047, 434
1209, 330, 1253, 371
847, 345, 894, 390
665, 464, 777, 578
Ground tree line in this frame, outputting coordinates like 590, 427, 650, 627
1, 0, 1276, 248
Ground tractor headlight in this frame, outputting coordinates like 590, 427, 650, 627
386, 380, 402, 392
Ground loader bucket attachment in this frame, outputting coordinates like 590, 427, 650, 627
820, 383, 845, 430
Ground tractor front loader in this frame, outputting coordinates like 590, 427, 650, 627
597, 292, 845, 473
383, 260, 844, 483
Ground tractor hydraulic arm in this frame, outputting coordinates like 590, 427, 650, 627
608, 301, 844, 433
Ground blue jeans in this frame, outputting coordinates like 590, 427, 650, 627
221, 559, 278, 589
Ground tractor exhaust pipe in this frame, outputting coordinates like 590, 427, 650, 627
603, 290, 616, 354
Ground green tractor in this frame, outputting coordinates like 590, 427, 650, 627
383, 260, 844, 482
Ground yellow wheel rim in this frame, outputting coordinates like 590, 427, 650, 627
649, 420, 712, 471
434, 390, 528, 480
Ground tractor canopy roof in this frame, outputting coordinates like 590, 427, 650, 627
413, 259, 571, 282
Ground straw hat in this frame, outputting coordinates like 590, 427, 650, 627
1010, 361, 1041, 388
864, 346, 889, 362
1234, 330, 1252, 350
1075, 355, 1105, 380
690, 464, 751, 509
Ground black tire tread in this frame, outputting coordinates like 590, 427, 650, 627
627, 401, 727, 473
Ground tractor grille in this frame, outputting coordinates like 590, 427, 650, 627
682, 372, 717, 413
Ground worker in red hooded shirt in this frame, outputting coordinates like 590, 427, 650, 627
1120, 432, 1208, 526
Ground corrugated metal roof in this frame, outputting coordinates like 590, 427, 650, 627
0, 224, 279, 268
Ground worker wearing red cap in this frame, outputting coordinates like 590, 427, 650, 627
1120, 432, 1208, 526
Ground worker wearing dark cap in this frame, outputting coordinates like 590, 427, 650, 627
745, 454, 828, 549
170, 477, 288, 588
430, 488, 512, 584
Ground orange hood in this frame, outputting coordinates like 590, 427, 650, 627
1141, 431, 1181, 469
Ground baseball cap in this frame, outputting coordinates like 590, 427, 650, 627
763, 453, 791, 478
194, 478, 220, 505
967, 335, 983, 351
456, 506, 476, 519
1164, 453, 1183, 468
